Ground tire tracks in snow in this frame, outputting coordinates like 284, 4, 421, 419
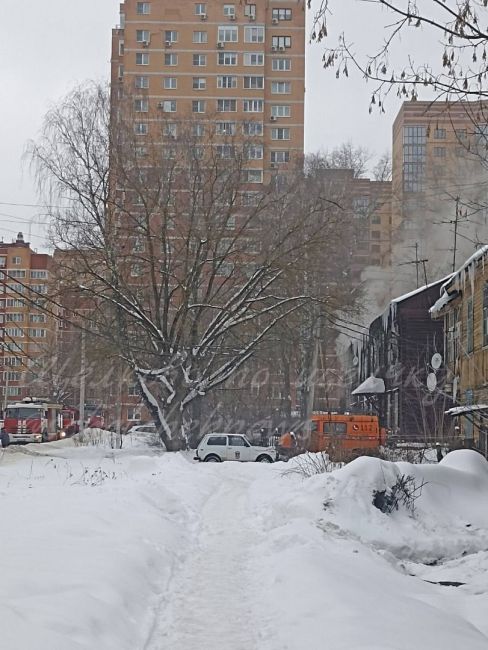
143, 469, 264, 650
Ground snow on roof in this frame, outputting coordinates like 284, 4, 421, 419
445, 404, 488, 416
430, 246, 488, 316
391, 276, 453, 304
352, 376, 385, 395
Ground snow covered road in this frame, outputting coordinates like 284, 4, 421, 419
1, 442, 488, 650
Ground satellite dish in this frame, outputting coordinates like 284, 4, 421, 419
431, 353, 443, 370
352, 356, 359, 367
427, 373, 437, 392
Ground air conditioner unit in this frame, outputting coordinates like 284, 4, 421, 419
229, 14, 236, 21
142, 40, 150, 47
270, 115, 277, 121
200, 13, 207, 20
217, 41, 224, 48
271, 45, 277, 52
118, 75, 124, 82
272, 18, 278, 25
165, 40, 172, 47
279, 46, 285, 52
249, 14, 256, 21
270, 162, 277, 169
157, 101, 166, 109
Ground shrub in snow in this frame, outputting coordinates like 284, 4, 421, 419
372, 474, 426, 515
283, 452, 344, 478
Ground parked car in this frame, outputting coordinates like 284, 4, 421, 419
126, 422, 157, 435
195, 433, 278, 463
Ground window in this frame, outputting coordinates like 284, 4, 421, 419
271, 105, 291, 118
134, 98, 149, 112
433, 146, 446, 157
244, 26, 265, 43
403, 126, 426, 192
467, 297, 474, 353
29, 314, 46, 323
241, 192, 260, 206
195, 3, 206, 15
136, 30, 151, 43
271, 127, 290, 140
243, 99, 263, 112
218, 26, 238, 42
244, 4, 256, 18
164, 123, 177, 137
193, 53, 207, 66
216, 144, 235, 159
136, 52, 149, 65
244, 76, 264, 89
192, 123, 205, 136
216, 122, 236, 135
29, 284, 47, 295
272, 58, 291, 71
218, 51, 237, 65
135, 76, 149, 89
7, 387, 21, 397
6, 313, 24, 322
217, 99, 237, 112
456, 129, 467, 140
272, 8, 292, 20
193, 77, 206, 89
128, 385, 139, 397
32, 270, 49, 280
434, 127, 446, 139
160, 100, 177, 112
30, 329, 46, 338
243, 52, 264, 66
247, 145, 263, 160
12, 257, 21, 265
272, 35, 291, 49
193, 31, 208, 43
8, 269, 26, 279
229, 435, 249, 447
243, 121, 263, 136
127, 407, 141, 421
223, 4, 235, 16
6, 298, 24, 307
207, 435, 227, 446
136, 2, 151, 15
162, 77, 177, 90
271, 81, 291, 94
192, 100, 206, 113
5, 328, 24, 338
118, 41, 125, 56
164, 53, 178, 65
271, 150, 289, 163
246, 170, 263, 183
217, 75, 237, 88
165, 30, 178, 43
7, 283, 24, 294
0, 257, 5, 267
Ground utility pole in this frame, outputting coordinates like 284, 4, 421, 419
453, 196, 459, 272
78, 328, 86, 432
399, 242, 429, 288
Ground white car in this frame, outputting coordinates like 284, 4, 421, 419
195, 433, 278, 463
126, 423, 157, 435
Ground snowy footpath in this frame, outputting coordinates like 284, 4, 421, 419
1, 439, 488, 650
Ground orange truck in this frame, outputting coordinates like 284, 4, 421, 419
309, 413, 386, 453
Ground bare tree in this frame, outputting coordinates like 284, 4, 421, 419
27, 82, 347, 450
306, 143, 371, 177
373, 152, 392, 182
310, 1, 488, 107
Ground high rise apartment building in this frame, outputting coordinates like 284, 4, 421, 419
392, 101, 488, 246
111, 0, 305, 174
0, 233, 53, 405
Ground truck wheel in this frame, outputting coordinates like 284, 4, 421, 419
1, 432, 9, 448
256, 454, 273, 463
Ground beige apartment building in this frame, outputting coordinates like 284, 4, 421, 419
0, 233, 53, 406
392, 101, 488, 268
111, 0, 305, 175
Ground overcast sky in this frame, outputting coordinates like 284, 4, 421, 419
0, 0, 407, 250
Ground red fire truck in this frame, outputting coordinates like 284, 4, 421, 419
3, 397, 65, 445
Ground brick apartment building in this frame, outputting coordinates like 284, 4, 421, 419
0, 233, 53, 406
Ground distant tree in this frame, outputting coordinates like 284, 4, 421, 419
306, 143, 371, 177
372, 152, 392, 182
